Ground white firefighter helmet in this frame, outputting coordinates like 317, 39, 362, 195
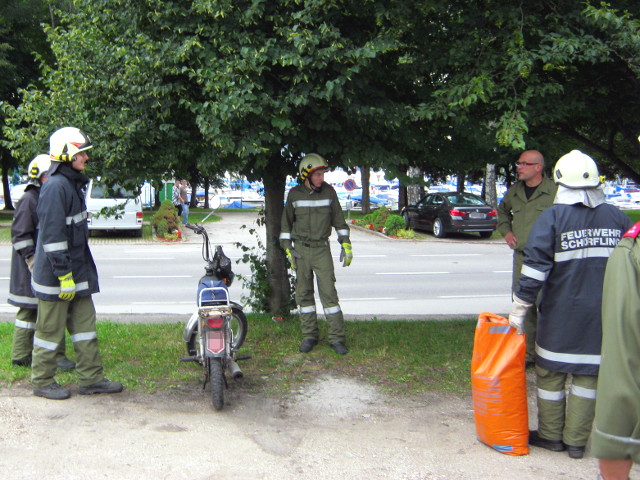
299, 153, 329, 182
49, 127, 93, 162
28, 154, 52, 180
553, 150, 601, 189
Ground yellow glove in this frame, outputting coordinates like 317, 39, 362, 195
285, 248, 301, 270
58, 273, 76, 301
340, 242, 353, 267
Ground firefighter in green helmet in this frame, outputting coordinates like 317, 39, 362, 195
280, 153, 353, 355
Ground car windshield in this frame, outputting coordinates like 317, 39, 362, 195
90, 183, 137, 199
445, 193, 487, 207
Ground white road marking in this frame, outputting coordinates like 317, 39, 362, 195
376, 272, 450, 275
113, 275, 192, 279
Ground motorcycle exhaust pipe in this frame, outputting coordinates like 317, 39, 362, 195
227, 359, 243, 380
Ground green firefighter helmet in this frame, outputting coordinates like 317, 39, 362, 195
553, 150, 601, 189
299, 153, 329, 182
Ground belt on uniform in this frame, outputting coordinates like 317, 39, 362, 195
295, 240, 328, 248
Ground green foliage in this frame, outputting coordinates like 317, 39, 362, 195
356, 205, 392, 232
235, 225, 296, 315
394, 228, 417, 239
384, 214, 406, 236
151, 200, 180, 239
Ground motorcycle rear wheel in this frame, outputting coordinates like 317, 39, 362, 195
186, 306, 248, 356
209, 358, 225, 410
230, 306, 248, 350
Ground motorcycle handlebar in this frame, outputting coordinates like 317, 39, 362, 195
185, 223, 205, 235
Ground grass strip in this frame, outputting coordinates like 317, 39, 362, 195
0, 315, 477, 397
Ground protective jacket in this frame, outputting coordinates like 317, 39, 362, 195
31, 164, 99, 301
515, 202, 632, 375
592, 223, 640, 461
497, 176, 557, 251
8, 185, 40, 309
279, 182, 350, 250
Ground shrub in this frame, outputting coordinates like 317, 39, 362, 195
395, 228, 417, 239
151, 200, 180, 239
384, 214, 406, 236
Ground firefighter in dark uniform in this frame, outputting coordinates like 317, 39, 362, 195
508, 150, 632, 459
8, 155, 75, 370
592, 221, 640, 479
30, 127, 123, 400
280, 153, 352, 355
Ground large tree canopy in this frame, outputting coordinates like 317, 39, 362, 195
0, 0, 55, 209
409, 1, 640, 180
2, 0, 640, 311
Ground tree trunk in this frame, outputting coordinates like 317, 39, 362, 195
484, 163, 497, 208
397, 164, 408, 211
153, 179, 161, 208
407, 166, 423, 205
203, 177, 210, 209
262, 161, 291, 315
1, 154, 14, 211
360, 165, 371, 214
456, 172, 465, 193
189, 174, 198, 208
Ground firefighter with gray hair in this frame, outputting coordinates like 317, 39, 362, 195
30, 127, 123, 400
8, 154, 75, 371
508, 150, 632, 459
280, 153, 352, 355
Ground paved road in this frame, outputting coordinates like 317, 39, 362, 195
0, 211, 513, 321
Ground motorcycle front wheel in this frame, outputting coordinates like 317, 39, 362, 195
208, 358, 225, 410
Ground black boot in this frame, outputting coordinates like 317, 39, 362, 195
299, 338, 318, 353
529, 430, 565, 452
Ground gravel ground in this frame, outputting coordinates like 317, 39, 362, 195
1, 373, 631, 480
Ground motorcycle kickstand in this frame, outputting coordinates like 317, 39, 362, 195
202, 370, 208, 391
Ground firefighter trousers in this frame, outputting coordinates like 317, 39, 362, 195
31, 296, 103, 388
294, 243, 345, 344
12, 307, 67, 363
536, 366, 598, 447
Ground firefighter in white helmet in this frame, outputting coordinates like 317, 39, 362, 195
280, 153, 352, 355
509, 150, 632, 459
30, 127, 123, 400
8, 154, 75, 370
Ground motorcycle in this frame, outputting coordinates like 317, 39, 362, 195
181, 223, 249, 410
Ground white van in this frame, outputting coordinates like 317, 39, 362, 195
86, 180, 143, 237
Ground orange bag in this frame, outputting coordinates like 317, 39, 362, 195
471, 312, 529, 455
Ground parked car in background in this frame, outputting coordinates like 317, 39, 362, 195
86, 180, 143, 237
401, 192, 497, 238
9, 183, 29, 205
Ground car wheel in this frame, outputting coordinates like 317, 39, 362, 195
479, 231, 493, 239
433, 218, 446, 238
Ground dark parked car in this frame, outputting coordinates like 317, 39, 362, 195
401, 192, 497, 238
